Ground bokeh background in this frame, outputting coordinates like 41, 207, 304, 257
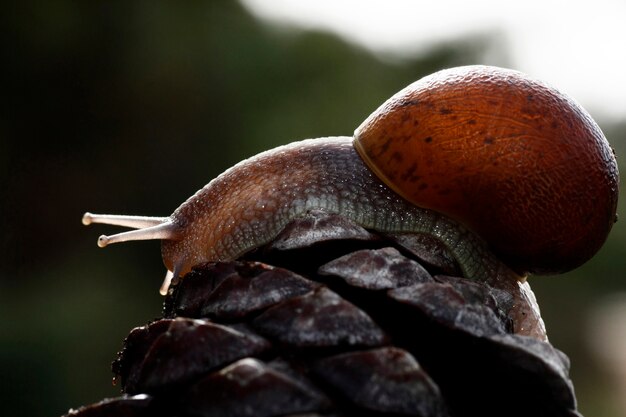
2, 1, 625, 416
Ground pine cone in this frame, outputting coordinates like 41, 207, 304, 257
64, 211, 581, 417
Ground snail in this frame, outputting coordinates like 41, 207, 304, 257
83, 65, 619, 297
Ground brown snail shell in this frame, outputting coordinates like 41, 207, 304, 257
354, 65, 619, 274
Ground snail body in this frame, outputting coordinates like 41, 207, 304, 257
83, 65, 619, 295
84, 137, 510, 294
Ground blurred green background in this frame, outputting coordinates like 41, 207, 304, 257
2, 2, 625, 416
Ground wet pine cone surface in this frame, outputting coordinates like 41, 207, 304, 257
65, 211, 582, 417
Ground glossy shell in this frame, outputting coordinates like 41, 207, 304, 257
354, 65, 619, 274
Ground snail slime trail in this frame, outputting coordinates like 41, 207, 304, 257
83, 65, 619, 297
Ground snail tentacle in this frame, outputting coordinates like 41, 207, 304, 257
82, 213, 169, 229
93, 220, 182, 247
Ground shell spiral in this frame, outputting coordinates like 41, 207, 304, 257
354, 65, 619, 274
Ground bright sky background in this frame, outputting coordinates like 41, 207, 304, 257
241, 0, 626, 121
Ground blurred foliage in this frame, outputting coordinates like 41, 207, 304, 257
1, 1, 623, 417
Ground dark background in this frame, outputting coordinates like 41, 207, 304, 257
2, 2, 625, 416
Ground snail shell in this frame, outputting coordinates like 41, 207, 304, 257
354, 65, 619, 274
